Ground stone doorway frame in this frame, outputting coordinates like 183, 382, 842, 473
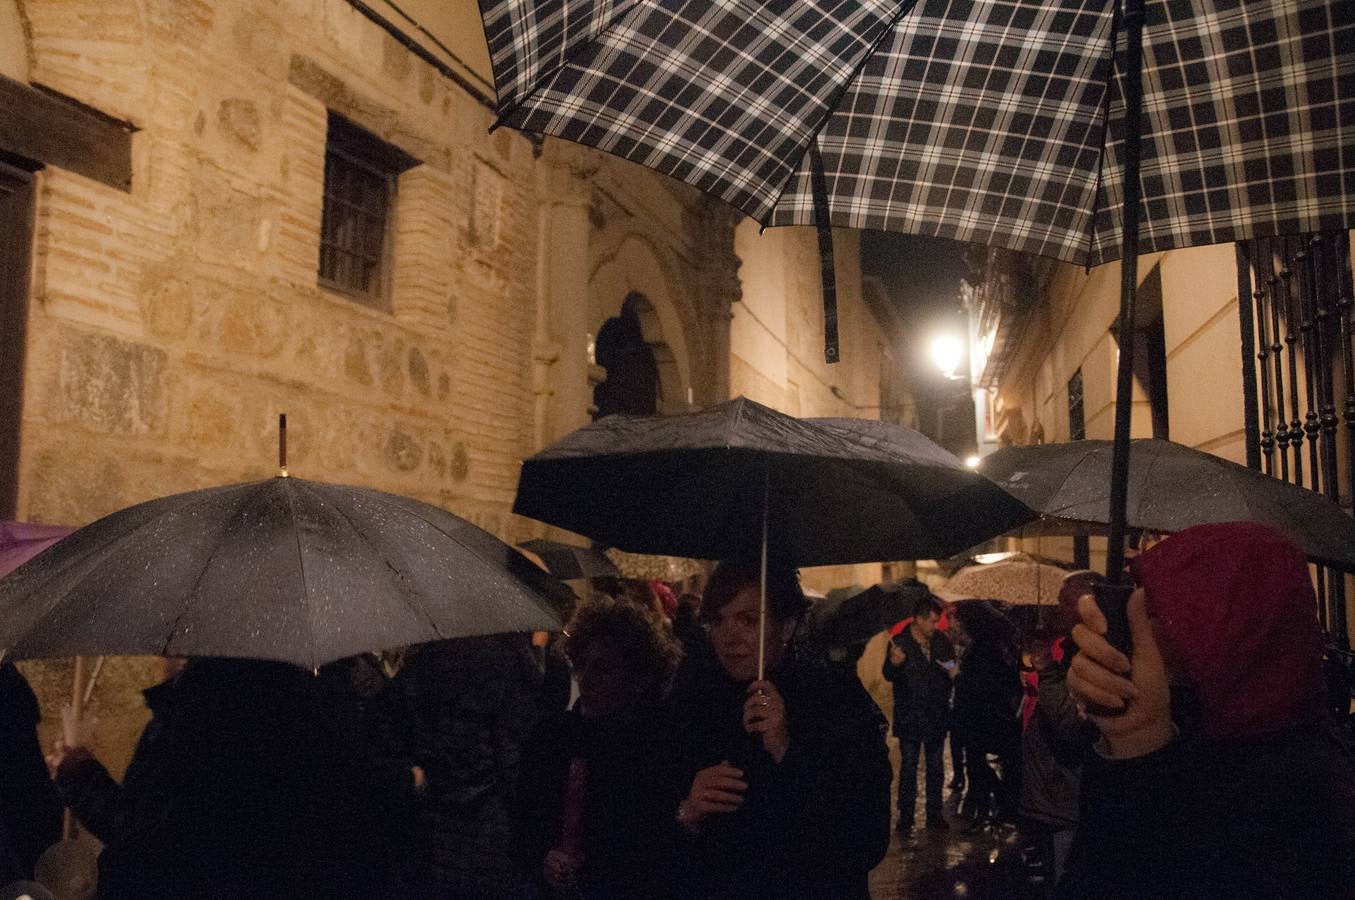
0, 157, 34, 518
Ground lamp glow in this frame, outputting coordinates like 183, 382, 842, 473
965, 455, 981, 468
930, 333, 964, 378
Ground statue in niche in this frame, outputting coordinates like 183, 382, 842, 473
593, 295, 660, 419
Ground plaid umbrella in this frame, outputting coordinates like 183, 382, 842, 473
482, 0, 1352, 266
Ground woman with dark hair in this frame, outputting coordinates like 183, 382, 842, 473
517, 600, 685, 899
672, 560, 891, 900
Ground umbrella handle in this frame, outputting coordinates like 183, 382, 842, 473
1084, 579, 1134, 719
1095, 577, 1133, 656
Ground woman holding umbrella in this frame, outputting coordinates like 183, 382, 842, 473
671, 560, 891, 900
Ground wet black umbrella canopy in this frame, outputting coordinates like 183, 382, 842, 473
0, 477, 569, 669
982, 439, 1355, 573
514, 397, 1033, 567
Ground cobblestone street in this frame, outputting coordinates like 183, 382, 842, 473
869, 739, 1043, 899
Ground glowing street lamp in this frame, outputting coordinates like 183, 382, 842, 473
929, 333, 965, 379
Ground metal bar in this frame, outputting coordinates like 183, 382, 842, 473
1296, 237, 1322, 494
1266, 241, 1291, 482
1313, 233, 1348, 648
1325, 232, 1354, 649
1253, 240, 1276, 477
1236, 242, 1262, 470
1280, 238, 1304, 484
1102, 0, 1146, 655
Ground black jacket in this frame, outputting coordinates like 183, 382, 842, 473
397, 635, 542, 898
56, 659, 417, 900
881, 628, 954, 743
0, 664, 62, 880
952, 644, 1021, 755
1059, 721, 1355, 899
672, 654, 891, 900
516, 702, 683, 898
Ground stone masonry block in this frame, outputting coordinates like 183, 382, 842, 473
46, 327, 168, 434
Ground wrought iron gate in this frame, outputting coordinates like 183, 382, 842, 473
1236, 231, 1353, 650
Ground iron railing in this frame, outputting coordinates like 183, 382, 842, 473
1237, 231, 1353, 649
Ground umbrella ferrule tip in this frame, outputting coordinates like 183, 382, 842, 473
278, 467, 289, 478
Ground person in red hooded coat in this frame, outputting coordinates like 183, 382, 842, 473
1059, 522, 1355, 899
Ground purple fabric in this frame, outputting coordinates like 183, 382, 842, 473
0, 521, 75, 579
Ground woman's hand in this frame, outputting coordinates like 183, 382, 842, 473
681, 761, 747, 829
543, 847, 582, 889
1068, 589, 1175, 759
744, 680, 789, 763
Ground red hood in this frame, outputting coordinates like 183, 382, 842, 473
1135, 521, 1325, 740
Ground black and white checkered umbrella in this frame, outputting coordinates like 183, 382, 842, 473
481, 0, 1352, 267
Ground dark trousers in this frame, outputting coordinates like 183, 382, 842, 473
898, 736, 945, 821
948, 732, 965, 785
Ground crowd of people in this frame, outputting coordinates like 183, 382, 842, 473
1, 523, 1353, 899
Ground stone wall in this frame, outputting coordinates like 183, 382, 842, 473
7, 0, 740, 771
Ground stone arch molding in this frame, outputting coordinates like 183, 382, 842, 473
590, 234, 692, 415
0, 0, 30, 83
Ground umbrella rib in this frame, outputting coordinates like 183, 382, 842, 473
159, 518, 241, 659
294, 482, 445, 641
761, 0, 924, 226
1041, 451, 1112, 520
280, 481, 319, 671
346, 488, 557, 623
490, 0, 646, 125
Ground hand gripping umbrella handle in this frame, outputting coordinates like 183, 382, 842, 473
1084, 578, 1134, 718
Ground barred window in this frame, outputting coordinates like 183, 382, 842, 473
1067, 369, 1085, 440
319, 113, 417, 306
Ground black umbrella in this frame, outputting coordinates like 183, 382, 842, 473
518, 538, 621, 581
810, 580, 934, 650
0, 477, 568, 669
513, 397, 1033, 568
982, 439, 1355, 572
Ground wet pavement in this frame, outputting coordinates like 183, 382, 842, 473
869, 740, 1046, 899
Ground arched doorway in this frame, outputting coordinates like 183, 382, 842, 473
589, 235, 692, 417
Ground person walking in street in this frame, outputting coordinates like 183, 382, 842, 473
672, 560, 891, 900
1061, 522, 1355, 899
950, 601, 1023, 827
516, 599, 684, 899
882, 593, 957, 833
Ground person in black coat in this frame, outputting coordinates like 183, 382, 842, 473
396, 634, 543, 899
0, 664, 62, 883
53, 657, 423, 900
882, 592, 956, 832
950, 601, 1023, 824
672, 560, 891, 900
517, 599, 685, 899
